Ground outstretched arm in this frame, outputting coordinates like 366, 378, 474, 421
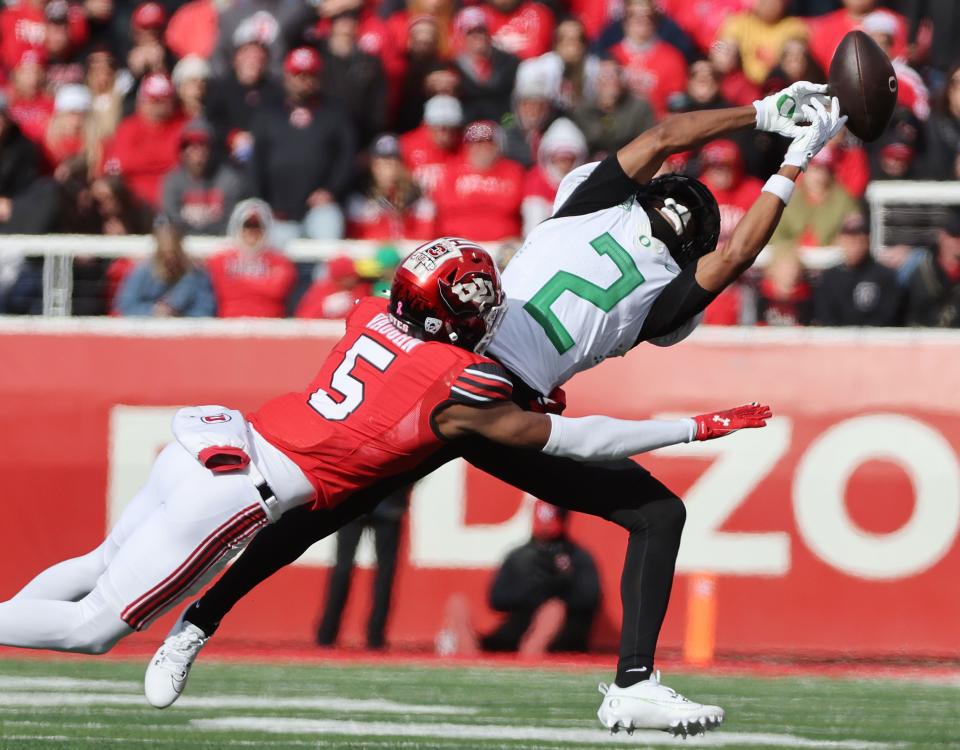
694, 164, 800, 292
617, 81, 830, 183
433, 401, 771, 460
617, 106, 756, 184
695, 97, 847, 293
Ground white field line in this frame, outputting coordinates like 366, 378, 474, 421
0, 676, 139, 691
0, 690, 477, 715
193, 717, 899, 750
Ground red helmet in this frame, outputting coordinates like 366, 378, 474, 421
389, 237, 504, 354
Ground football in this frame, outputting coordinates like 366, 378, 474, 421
828, 30, 898, 142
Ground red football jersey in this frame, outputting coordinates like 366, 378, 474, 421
249, 297, 513, 509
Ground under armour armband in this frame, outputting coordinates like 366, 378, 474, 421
171, 405, 251, 473
542, 414, 696, 461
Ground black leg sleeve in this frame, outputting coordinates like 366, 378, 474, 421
185, 446, 458, 636
461, 440, 685, 685
316, 518, 366, 645
185, 501, 372, 636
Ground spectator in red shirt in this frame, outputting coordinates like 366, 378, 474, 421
482, 0, 554, 61
434, 119, 524, 242
5, 49, 54, 146
43, 83, 91, 168
346, 133, 435, 241
400, 93, 463, 197
521, 117, 586, 234
608, 0, 686, 118
295, 254, 371, 319
0, 0, 87, 73
807, 0, 906, 75
206, 198, 296, 318
697, 139, 762, 250
453, 6, 519, 123
102, 73, 187, 208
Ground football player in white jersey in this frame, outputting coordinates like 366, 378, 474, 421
143, 84, 844, 737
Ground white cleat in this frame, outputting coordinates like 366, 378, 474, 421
144, 621, 208, 709
597, 670, 725, 738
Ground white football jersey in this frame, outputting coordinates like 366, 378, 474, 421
488, 160, 689, 395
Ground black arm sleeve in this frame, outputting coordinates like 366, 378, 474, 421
551, 155, 638, 219
635, 261, 718, 344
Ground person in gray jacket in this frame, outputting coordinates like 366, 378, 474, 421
115, 218, 216, 317
161, 119, 250, 235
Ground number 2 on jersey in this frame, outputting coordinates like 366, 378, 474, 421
308, 336, 395, 420
523, 233, 645, 354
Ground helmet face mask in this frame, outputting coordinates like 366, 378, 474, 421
642, 175, 720, 269
389, 237, 505, 354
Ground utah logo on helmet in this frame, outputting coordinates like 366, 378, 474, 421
390, 237, 505, 354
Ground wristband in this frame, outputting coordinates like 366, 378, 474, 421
762, 174, 796, 205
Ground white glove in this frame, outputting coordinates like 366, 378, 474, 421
782, 96, 847, 171
753, 81, 829, 135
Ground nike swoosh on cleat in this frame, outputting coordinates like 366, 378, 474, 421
624, 667, 648, 673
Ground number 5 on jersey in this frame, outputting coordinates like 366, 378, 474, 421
524, 233, 645, 354
309, 336, 396, 420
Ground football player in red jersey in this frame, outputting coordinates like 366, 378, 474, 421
0, 238, 767, 684
141, 80, 846, 736
102, 237, 768, 728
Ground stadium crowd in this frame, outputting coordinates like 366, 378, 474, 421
0, 0, 958, 326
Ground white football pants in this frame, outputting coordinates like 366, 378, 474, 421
0, 442, 270, 654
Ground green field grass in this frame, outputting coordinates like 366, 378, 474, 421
0, 657, 957, 750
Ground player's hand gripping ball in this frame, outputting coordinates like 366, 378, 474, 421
753, 81, 829, 136
782, 97, 848, 170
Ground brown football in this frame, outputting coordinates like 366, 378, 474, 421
828, 30, 898, 142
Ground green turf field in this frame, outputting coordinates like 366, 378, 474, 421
0, 657, 957, 749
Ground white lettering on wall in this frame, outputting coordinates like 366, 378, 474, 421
793, 414, 960, 580
654, 416, 792, 576
408, 459, 533, 568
